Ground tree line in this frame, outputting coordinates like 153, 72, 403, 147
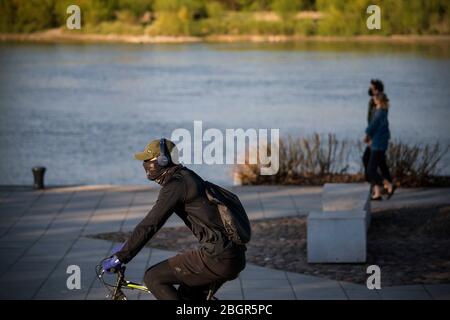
0, 0, 448, 36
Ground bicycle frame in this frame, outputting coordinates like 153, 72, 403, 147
96, 259, 217, 300
96, 263, 150, 300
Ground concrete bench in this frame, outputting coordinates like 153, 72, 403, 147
307, 183, 371, 263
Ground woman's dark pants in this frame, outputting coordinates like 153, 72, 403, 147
366, 149, 392, 186
363, 146, 371, 181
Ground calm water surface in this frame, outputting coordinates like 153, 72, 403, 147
0, 42, 449, 186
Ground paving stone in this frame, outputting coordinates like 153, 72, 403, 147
378, 285, 432, 300
215, 289, 243, 300
288, 187, 322, 215
1, 186, 449, 300
239, 264, 287, 280
339, 282, 381, 300
259, 189, 299, 218
424, 284, 450, 300
241, 279, 291, 289
244, 287, 296, 300
287, 272, 347, 300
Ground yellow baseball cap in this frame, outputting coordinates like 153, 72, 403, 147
134, 139, 176, 161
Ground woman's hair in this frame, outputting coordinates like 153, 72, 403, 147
371, 79, 384, 92
374, 92, 389, 109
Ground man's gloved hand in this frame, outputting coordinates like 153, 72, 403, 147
101, 255, 122, 274
111, 243, 126, 255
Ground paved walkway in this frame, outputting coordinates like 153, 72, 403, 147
0, 185, 449, 300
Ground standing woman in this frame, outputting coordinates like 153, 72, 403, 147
363, 79, 384, 180
364, 93, 396, 200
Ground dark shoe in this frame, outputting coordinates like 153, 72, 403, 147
371, 196, 382, 201
387, 185, 397, 200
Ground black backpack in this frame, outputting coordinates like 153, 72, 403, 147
203, 181, 251, 245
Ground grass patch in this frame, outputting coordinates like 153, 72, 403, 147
81, 21, 146, 35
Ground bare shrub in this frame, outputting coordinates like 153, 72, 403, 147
235, 134, 449, 187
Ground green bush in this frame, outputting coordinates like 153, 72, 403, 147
206, 1, 225, 19
146, 12, 192, 36
83, 20, 145, 34
316, 0, 450, 36
53, 0, 119, 27
0, 0, 449, 35
53, 0, 77, 26
0, 0, 57, 33
0, 0, 17, 32
199, 12, 318, 36
272, 0, 301, 20
316, 0, 370, 36
294, 18, 317, 35
115, 10, 138, 23
117, 0, 153, 18
81, 0, 117, 25
153, 0, 206, 19
145, 0, 209, 36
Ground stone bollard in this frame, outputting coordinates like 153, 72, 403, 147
32, 166, 46, 189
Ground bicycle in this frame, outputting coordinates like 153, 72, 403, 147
95, 258, 217, 300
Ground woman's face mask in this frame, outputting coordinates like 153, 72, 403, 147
143, 159, 164, 181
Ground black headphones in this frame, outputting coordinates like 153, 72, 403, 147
157, 138, 171, 167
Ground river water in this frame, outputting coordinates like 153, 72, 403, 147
0, 41, 449, 186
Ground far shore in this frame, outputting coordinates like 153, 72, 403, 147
1, 29, 450, 45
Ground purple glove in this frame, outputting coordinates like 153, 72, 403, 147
111, 242, 126, 255
101, 255, 122, 274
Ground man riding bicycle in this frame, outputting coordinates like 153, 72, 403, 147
101, 138, 247, 300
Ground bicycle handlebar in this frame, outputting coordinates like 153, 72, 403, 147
96, 259, 150, 300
